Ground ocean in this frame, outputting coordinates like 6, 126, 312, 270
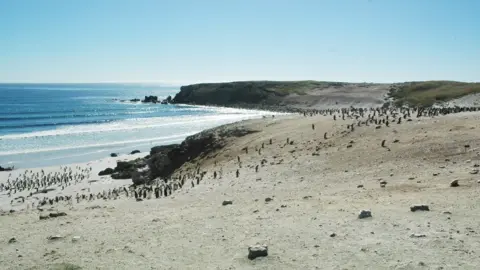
0, 83, 274, 168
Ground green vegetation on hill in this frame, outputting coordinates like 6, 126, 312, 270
390, 81, 480, 107
172, 80, 356, 107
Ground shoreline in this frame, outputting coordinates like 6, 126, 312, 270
0, 103, 284, 169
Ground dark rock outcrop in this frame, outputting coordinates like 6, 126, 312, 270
98, 168, 114, 176
99, 125, 256, 184
0, 166, 14, 172
172, 81, 286, 107
142, 96, 158, 103
147, 126, 256, 180
130, 150, 141, 155
110, 153, 118, 157
110, 159, 147, 180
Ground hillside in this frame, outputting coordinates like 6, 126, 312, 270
388, 81, 480, 107
172, 80, 480, 109
172, 81, 390, 109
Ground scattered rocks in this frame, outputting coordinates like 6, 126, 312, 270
358, 210, 372, 219
410, 205, 430, 212
222, 200, 233, 206
248, 244, 268, 260
450, 179, 459, 187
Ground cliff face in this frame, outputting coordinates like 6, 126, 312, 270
172, 81, 392, 109
172, 81, 288, 107
173, 80, 480, 109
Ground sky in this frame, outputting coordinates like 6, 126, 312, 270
0, 0, 479, 84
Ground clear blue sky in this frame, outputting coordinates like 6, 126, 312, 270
1, 0, 479, 84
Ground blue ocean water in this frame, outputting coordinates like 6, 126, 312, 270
0, 84, 273, 168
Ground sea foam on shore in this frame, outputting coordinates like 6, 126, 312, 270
0, 105, 281, 168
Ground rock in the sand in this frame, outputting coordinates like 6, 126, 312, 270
47, 235, 64, 241
358, 210, 372, 219
222, 200, 233, 206
357, 184, 364, 188
410, 205, 430, 212
49, 212, 67, 218
110, 153, 118, 157
410, 233, 427, 238
248, 244, 268, 260
265, 197, 273, 203
98, 168, 114, 176
8, 237, 16, 244
130, 150, 141, 155
450, 179, 460, 187
469, 169, 479, 175
72, 236, 81, 242
39, 215, 50, 220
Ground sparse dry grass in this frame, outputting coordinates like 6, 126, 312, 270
390, 81, 480, 106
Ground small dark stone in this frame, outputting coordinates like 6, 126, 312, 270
358, 210, 372, 219
49, 212, 67, 218
265, 197, 273, 203
248, 244, 268, 260
110, 153, 118, 157
8, 237, 16, 244
222, 200, 233, 206
130, 150, 141, 155
410, 205, 430, 212
330, 233, 336, 237
39, 215, 50, 220
450, 180, 459, 187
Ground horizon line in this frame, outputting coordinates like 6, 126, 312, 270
0, 79, 479, 85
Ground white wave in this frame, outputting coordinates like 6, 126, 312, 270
0, 108, 278, 140
0, 132, 196, 156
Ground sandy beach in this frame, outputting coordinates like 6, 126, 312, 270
1, 110, 480, 270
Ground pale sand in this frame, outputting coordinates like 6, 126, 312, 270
1, 112, 480, 270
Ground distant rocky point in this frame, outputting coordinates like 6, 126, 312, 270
114, 95, 172, 104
